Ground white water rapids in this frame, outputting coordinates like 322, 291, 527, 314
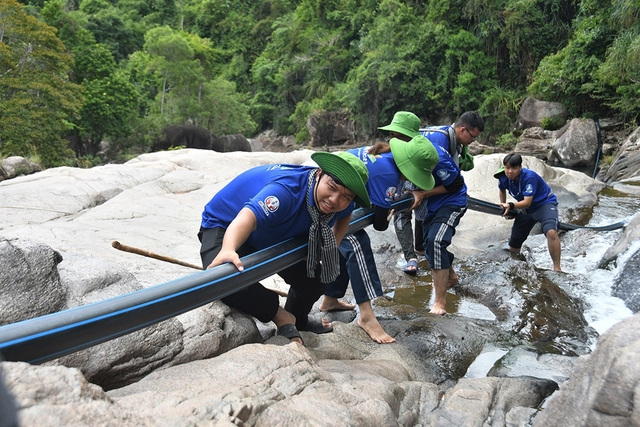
464, 183, 640, 377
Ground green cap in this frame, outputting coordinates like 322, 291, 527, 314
378, 111, 421, 138
493, 165, 505, 178
389, 135, 438, 190
311, 151, 371, 208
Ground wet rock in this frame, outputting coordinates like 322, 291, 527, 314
611, 247, 640, 313
599, 211, 640, 268
531, 312, 640, 427
457, 249, 596, 356
487, 345, 577, 384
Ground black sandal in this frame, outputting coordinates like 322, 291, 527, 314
277, 323, 304, 346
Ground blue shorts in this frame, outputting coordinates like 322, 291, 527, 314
509, 203, 559, 249
422, 205, 466, 270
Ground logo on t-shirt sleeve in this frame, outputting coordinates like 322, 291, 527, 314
524, 184, 534, 195
258, 196, 280, 216
385, 186, 397, 201
437, 169, 450, 181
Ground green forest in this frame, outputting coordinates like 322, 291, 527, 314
1, 0, 639, 168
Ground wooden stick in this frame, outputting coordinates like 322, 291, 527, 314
112, 241, 203, 270
111, 241, 289, 297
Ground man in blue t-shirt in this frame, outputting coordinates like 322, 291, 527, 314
199, 151, 371, 345
419, 111, 484, 171
411, 142, 468, 315
495, 153, 561, 271
383, 111, 484, 275
319, 136, 438, 344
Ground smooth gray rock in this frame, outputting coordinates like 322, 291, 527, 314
2, 361, 155, 427
423, 376, 557, 427
0, 156, 42, 181
551, 118, 599, 167
532, 312, 640, 427
515, 98, 568, 130
0, 237, 66, 325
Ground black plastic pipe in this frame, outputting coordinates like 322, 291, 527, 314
466, 196, 625, 231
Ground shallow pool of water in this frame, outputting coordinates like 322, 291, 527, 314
384, 278, 496, 321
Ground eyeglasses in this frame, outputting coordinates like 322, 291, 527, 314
464, 127, 479, 141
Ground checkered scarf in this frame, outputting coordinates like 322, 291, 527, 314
306, 169, 339, 283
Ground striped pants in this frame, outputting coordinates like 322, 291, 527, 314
421, 205, 466, 270
324, 229, 383, 304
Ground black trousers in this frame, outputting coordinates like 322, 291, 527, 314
198, 227, 325, 330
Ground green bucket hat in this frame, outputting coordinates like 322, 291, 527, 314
493, 165, 505, 178
378, 111, 421, 139
311, 151, 371, 208
389, 135, 438, 190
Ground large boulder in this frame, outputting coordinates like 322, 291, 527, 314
515, 98, 568, 131
210, 134, 252, 152
549, 118, 599, 167
514, 127, 556, 161
307, 110, 355, 147
0, 156, 42, 182
152, 125, 213, 151
253, 130, 297, 152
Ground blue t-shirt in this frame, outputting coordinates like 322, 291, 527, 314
423, 144, 468, 214
201, 164, 354, 250
347, 147, 402, 209
497, 168, 557, 209
421, 126, 452, 154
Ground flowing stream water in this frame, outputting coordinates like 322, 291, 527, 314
388, 182, 640, 377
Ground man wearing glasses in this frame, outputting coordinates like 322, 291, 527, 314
409, 111, 484, 315
408, 110, 484, 256
386, 111, 485, 277
420, 111, 484, 171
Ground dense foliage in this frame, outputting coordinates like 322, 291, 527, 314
0, 0, 638, 166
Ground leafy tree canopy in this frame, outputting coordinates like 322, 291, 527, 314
2, 0, 639, 167
0, 0, 83, 166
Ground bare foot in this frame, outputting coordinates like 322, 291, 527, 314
319, 296, 356, 312
357, 317, 396, 344
430, 304, 447, 315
